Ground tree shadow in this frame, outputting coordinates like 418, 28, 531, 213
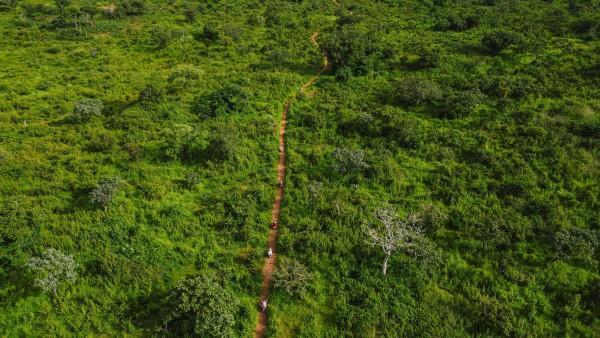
125, 289, 171, 332
0, 260, 37, 308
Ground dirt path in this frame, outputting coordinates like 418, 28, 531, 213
253, 32, 329, 338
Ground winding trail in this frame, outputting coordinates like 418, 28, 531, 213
253, 32, 329, 338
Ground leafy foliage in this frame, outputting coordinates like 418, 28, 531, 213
165, 276, 239, 337
192, 84, 249, 118
72, 98, 103, 123
272, 259, 312, 296
481, 30, 524, 54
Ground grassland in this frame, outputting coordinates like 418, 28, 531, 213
0, 0, 599, 337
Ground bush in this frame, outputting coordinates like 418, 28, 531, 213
436, 89, 483, 119
72, 98, 103, 123
434, 12, 479, 31
332, 147, 370, 174
323, 27, 378, 75
90, 177, 120, 210
554, 227, 598, 260
192, 84, 249, 118
205, 134, 238, 162
28, 248, 77, 297
21, 3, 53, 18
149, 26, 172, 49
184, 172, 200, 188
413, 46, 442, 69
161, 124, 193, 161
183, 5, 197, 23
391, 78, 442, 107
481, 30, 523, 54
165, 276, 239, 337
167, 66, 201, 93
115, 0, 145, 17
193, 25, 220, 43
273, 259, 312, 297
572, 118, 600, 139
138, 85, 162, 103
474, 294, 514, 336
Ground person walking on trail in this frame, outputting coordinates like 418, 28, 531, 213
271, 221, 278, 230
267, 247, 273, 258
260, 299, 268, 312
278, 180, 284, 188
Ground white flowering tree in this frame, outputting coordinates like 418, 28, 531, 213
364, 207, 426, 275
28, 248, 77, 297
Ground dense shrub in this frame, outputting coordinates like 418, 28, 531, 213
184, 172, 200, 189
332, 147, 370, 174
554, 227, 598, 260
572, 15, 600, 40
115, 0, 145, 17
165, 276, 239, 337
391, 78, 442, 107
193, 25, 220, 43
183, 5, 197, 23
90, 177, 120, 210
167, 66, 201, 93
192, 84, 249, 118
161, 124, 193, 161
72, 98, 103, 123
413, 46, 443, 69
272, 259, 312, 297
436, 89, 483, 119
434, 11, 479, 31
323, 27, 379, 75
138, 85, 162, 103
481, 30, 523, 54
205, 134, 238, 162
149, 26, 172, 49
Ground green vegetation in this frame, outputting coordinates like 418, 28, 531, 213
0, 0, 598, 337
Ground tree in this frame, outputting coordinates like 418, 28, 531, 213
413, 46, 442, 69
149, 26, 172, 50
191, 84, 249, 118
72, 98, 103, 123
364, 207, 426, 275
138, 85, 162, 103
167, 65, 201, 93
391, 78, 442, 107
28, 248, 77, 297
554, 227, 598, 260
323, 27, 378, 75
184, 172, 200, 189
332, 147, 370, 174
272, 259, 312, 296
205, 133, 238, 162
115, 0, 145, 17
481, 30, 523, 55
165, 276, 238, 337
90, 177, 120, 211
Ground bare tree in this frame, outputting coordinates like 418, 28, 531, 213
364, 207, 425, 275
